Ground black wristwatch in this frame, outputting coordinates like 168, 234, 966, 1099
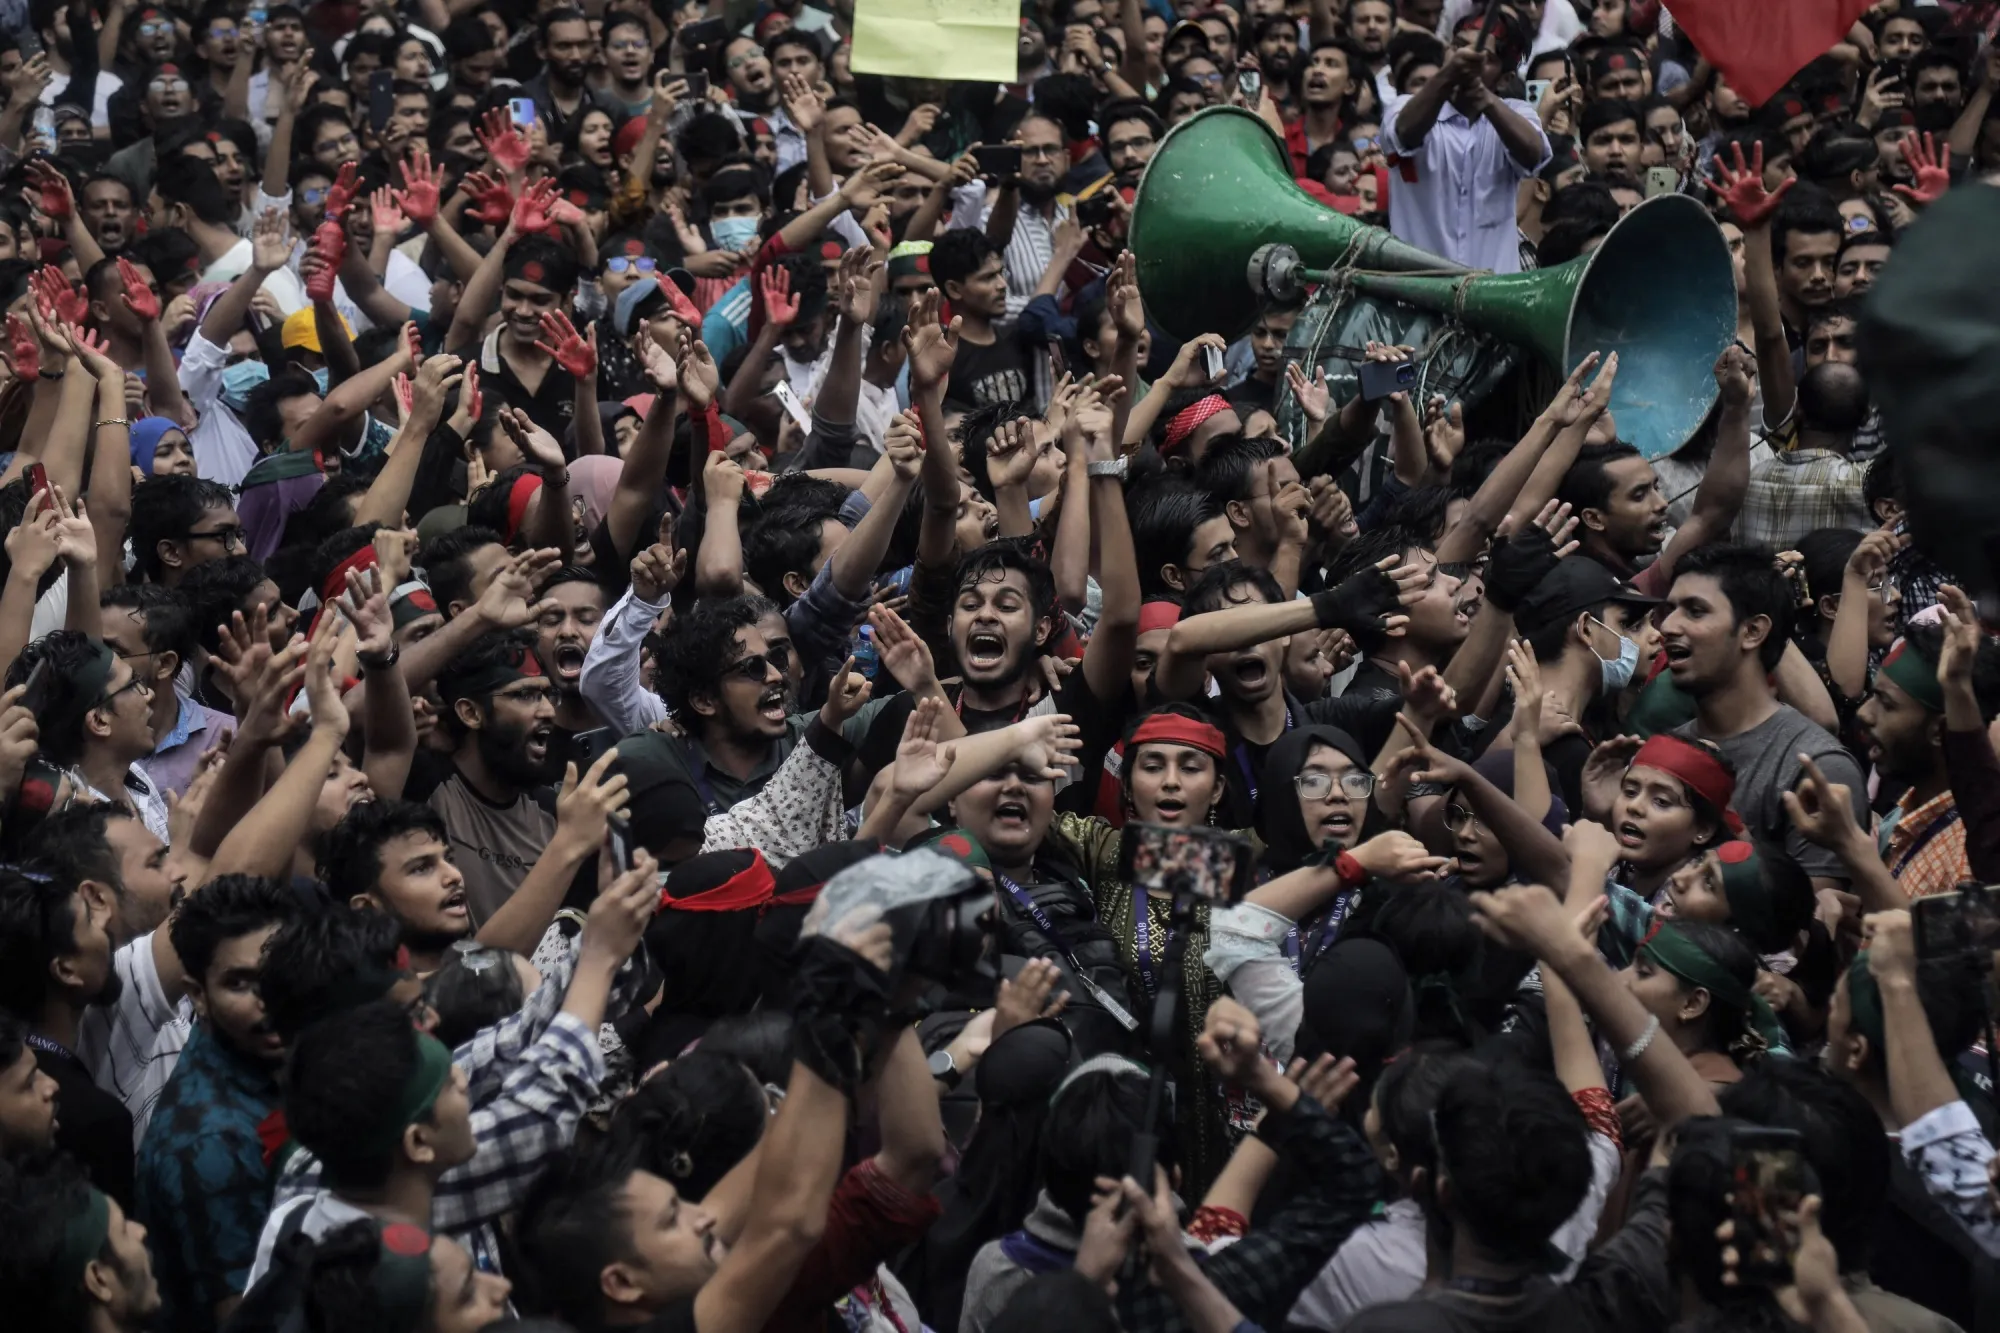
358, 646, 400, 671
927, 1048, 961, 1090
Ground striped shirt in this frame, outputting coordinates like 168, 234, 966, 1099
75, 933, 193, 1147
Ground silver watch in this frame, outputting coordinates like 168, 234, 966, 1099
1085, 457, 1128, 479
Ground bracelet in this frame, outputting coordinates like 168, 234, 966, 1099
1619, 1013, 1661, 1064
94, 417, 130, 429
357, 647, 400, 671
1333, 849, 1366, 888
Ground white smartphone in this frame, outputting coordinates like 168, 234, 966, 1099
771, 381, 811, 432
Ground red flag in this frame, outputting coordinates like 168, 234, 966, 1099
1666, 0, 1876, 106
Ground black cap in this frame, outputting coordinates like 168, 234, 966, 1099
1514, 557, 1660, 639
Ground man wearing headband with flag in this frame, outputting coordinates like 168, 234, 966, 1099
0, 1149, 161, 1332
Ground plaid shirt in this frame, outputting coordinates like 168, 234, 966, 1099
272, 1001, 607, 1233
1881, 788, 1969, 900
1735, 449, 1871, 552
1113, 1092, 1384, 1333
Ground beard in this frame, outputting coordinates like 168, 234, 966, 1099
403, 922, 473, 956
88, 965, 126, 1010
478, 716, 559, 788
1019, 179, 1060, 206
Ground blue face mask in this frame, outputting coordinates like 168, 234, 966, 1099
709, 216, 760, 251
219, 359, 269, 413
1592, 619, 1640, 695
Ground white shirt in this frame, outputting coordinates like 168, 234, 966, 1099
42, 70, 124, 128
75, 932, 191, 1146
202, 237, 311, 316
1377, 93, 1550, 274
179, 330, 262, 486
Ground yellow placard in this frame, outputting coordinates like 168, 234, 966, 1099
849, 0, 1021, 83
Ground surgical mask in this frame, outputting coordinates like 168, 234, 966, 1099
1590, 618, 1639, 694
220, 359, 269, 413
709, 215, 760, 250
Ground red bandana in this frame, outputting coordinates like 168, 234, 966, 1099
1629, 734, 1745, 835
1162, 395, 1230, 454
1137, 601, 1182, 635
1129, 714, 1228, 760
660, 850, 777, 913
505, 474, 544, 542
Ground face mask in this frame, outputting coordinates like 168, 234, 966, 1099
220, 358, 269, 413
1592, 621, 1640, 695
709, 216, 760, 250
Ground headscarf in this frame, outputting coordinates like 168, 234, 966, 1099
128, 416, 180, 475
1712, 840, 1784, 952
638, 849, 777, 1063
1293, 937, 1414, 1093
567, 454, 624, 535
1256, 724, 1377, 873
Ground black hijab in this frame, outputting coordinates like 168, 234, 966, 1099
1255, 724, 1382, 873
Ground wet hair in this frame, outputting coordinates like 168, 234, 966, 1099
242, 368, 325, 451
417, 524, 506, 615
512, 1142, 648, 1325
1367, 883, 1485, 1045
319, 800, 449, 904
1428, 1058, 1592, 1262
1579, 97, 1642, 145
1129, 479, 1224, 597
129, 475, 238, 580
284, 999, 434, 1189
1795, 527, 1863, 632
1193, 434, 1285, 507
1182, 558, 1284, 617
1672, 544, 1795, 671
179, 555, 279, 655
606, 1051, 767, 1199
258, 906, 406, 1041
0, 864, 82, 1016
169, 874, 299, 987
957, 401, 1037, 503
930, 228, 1000, 296
695, 1010, 794, 1086
154, 155, 235, 227
1772, 180, 1846, 267
2, 631, 121, 765
1557, 441, 1646, 516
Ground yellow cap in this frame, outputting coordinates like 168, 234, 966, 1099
280, 306, 355, 353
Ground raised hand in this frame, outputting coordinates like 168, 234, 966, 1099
901, 288, 960, 390
407, 351, 465, 426
889, 695, 958, 800
1780, 752, 1868, 857
534, 311, 598, 378
629, 542, 685, 603
335, 565, 394, 656
324, 161, 361, 219
498, 405, 566, 473
371, 526, 420, 588
780, 69, 824, 132
25, 159, 73, 220
116, 256, 160, 321
472, 550, 561, 630
1895, 131, 1952, 206
1280, 360, 1329, 426
1011, 712, 1083, 780
250, 207, 292, 272
820, 655, 873, 729
477, 107, 532, 175
675, 332, 720, 408
1197, 996, 1270, 1086
993, 956, 1069, 1036
304, 223, 345, 303
462, 170, 514, 226
553, 749, 632, 857
759, 262, 800, 327
34, 266, 88, 326
367, 186, 405, 239
5, 315, 39, 383
393, 147, 445, 227
1707, 141, 1793, 228
510, 176, 558, 234
1713, 342, 1756, 407
1938, 584, 1982, 690
867, 602, 938, 694
41, 484, 94, 569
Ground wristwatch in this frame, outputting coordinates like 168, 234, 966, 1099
927, 1048, 962, 1090
1085, 457, 1127, 479
358, 646, 401, 671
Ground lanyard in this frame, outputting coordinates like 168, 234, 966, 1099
1890, 806, 1962, 877
688, 763, 724, 817
1231, 705, 1294, 804
1133, 898, 1171, 1001
1282, 890, 1355, 976
25, 1032, 76, 1065
995, 872, 1138, 1031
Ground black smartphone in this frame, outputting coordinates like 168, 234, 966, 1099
684, 70, 710, 99
973, 144, 1024, 180
571, 727, 612, 765
607, 812, 639, 873
1358, 357, 1418, 402
18, 29, 41, 57
1913, 883, 2000, 960
679, 17, 726, 50
1117, 822, 1255, 903
368, 69, 396, 134
1727, 1126, 1811, 1288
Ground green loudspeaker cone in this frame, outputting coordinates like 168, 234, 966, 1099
1347, 194, 1738, 458
1129, 104, 1456, 344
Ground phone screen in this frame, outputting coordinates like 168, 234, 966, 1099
973, 145, 1023, 179
509, 97, 538, 129
1913, 885, 2000, 959
1728, 1130, 1809, 1288
369, 70, 396, 134
1119, 823, 1253, 903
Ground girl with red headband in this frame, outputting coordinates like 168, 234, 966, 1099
1593, 732, 1742, 902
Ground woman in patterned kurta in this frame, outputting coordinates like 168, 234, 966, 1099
1044, 703, 1244, 1199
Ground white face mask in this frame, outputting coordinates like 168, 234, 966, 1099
1589, 616, 1639, 694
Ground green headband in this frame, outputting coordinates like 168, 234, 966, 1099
908, 826, 991, 872
76, 642, 116, 707
1845, 952, 1887, 1053
365, 1032, 454, 1156
54, 1187, 111, 1303
1641, 922, 1789, 1054
1713, 842, 1779, 951
371, 1221, 435, 1333
1879, 639, 1945, 712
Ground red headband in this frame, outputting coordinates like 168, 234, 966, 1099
1163, 395, 1230, 453
1630, 735, 1744, 835
660, 851, 776, 913
1138, 601, 1182, 635
306, 544, 379, 638
505, 474, 543, 542
1129, 714, 1228, 760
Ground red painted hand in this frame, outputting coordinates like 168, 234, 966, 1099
116, 256, 160, 321
463, 171, 514, 226
1895, 132, 1952, 206
759, 263, 799, 328
324, 162, 361, 220
511, 178, 558, 234
1706, 141, 1792, 228
534, 311, 597, 379
394, 148, 445, 227
6, 315, 39, 382
305, 220, 347, 303
477, 107, 532, 175
658, 272, 704, 328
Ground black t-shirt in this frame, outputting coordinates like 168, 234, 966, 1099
38, 1041, 134, 1208
860, 667, 1125, 785
945, 325, 1035, 410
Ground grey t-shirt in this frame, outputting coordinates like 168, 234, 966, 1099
1674, 704, 1867, 882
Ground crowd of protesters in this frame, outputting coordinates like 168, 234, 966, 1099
0, 0, 1997, 1330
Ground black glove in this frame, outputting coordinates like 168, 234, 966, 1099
1311, 563, 1403, 635
791, 935, 892, 1095
1483, 523, 1560, 613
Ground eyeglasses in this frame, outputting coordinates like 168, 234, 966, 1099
148, 77, 192, 94
1352, 136, 1380, 151
300, 186, 328, 205
95, 674, 151, 710
138, 19, 175, 36
606, 256, 658, 273
723, 651, 787, 683
494, 682, 556, 706
607, 38, 649, 53
1185, 71, 1225, 86
1443, 802, 1484, 834
183, 524, 248, 551
1019, 143, 1064, 159
1294, 769, 1375, 801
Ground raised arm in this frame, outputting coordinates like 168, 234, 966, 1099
1435, 352, 1600, 563
68, 327, 133, 581
207, 623, 346, 881
476, 751, 628, 956
354, 353, 463, 529
1710, 143, 1795, 431
1653, 347, 1754, 580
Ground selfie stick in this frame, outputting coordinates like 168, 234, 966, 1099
1474, 0, 1503, 53
1127, 884, 1200, 1189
